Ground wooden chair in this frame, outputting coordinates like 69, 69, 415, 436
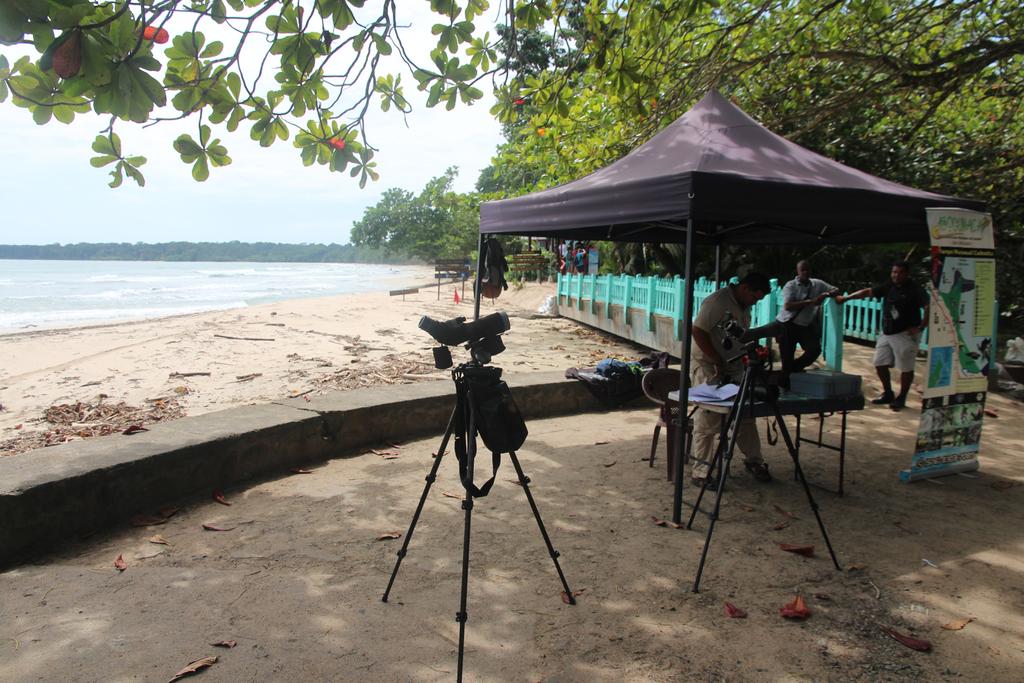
641, 368, 693, 481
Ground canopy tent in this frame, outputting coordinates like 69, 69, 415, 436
475, 90, 984, 523
480, 90, 984, 245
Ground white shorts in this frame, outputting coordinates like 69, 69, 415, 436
873, 332, 921, 372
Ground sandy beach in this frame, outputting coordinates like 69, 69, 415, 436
0, 281, 646, 455
2, 277, 1023, 681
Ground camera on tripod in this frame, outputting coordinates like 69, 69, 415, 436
419, 311, 511, 368
715, 312, 786, 400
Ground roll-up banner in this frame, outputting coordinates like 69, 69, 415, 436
902, 208, 996, 482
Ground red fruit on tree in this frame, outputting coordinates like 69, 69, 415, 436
52, 31, 82, 79
143, 26, 170, 44
328, 137, 346, 151
513, 98, 526, 105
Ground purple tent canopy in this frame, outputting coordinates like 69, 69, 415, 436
479, 90, 983, 245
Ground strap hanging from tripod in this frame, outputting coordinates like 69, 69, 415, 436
453, 379, 501, 498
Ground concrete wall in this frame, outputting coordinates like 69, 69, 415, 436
0, 371, 635, 565
558, 296, 684, 358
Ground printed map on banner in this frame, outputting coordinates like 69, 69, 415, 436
904, 208, 995, 482
924, 253, 994, 397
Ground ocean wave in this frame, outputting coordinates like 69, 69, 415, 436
0, 301, 248, 333
86, 274, 172, 284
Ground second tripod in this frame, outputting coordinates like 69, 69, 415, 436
686, 342, 842, 593
381, 359, 574, 683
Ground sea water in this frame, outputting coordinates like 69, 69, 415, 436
0, 260, 427, 333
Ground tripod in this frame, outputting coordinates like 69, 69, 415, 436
686, 344, 841, 593
381, 359, 575, 682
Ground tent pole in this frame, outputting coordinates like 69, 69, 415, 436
672, 220, 696, 524
473, 234, 486, 321
714, 244, 721, 287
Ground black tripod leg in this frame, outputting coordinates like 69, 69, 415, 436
687, 372, 749, 530
456, 495, 474, 683
685, 412, 731, 529
692, 375, 753, 593
382, 408, 457, 602
507, 451, 575, 603
772, 405, 841, 571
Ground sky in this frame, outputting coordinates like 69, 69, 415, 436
0, 5, 505, 246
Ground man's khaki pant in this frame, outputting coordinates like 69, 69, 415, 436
690, 361, 764, 479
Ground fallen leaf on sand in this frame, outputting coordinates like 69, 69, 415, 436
290, 468, 313, 474
813, 592, 831, 601
212, 491, 231, 506
739, 504, 755, 512
880, 626, 931, 651
847, 563, 867, 571
371, 449, 399, 457
651, 516, 684, 529
724, 602, 747, 618
942, 617, 975, 631
780, 595, 810, 619
779, 543, 815, 557
202, 523, 236, 532
122, 424, 149, 435
773, 504, 798, 519
594, 440, 609, 445
561, 589, 585, 604
984, 408, 998, 418
603, 461, 617, 468
148, 535, 171, 545
158, 506, 180, 519
114, 554, 128, 571
772, 521, 790, 531
210, 640, 237, 648
168, 655, 218, 682
442, 491, 463, 499
376, 531, 402, 541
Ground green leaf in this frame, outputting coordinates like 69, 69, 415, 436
201, 41, 224, 58
123, 162, 145, 187
192, 155, 210, 181
173, 134, 203, 157
89, 154, 117, 168
108, 164, 124, 188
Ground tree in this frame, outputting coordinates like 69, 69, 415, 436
484, 0, 1024, 318
0, 0, 565, 187
350, 166, 478, 261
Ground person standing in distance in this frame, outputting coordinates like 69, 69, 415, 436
776, 260, 838, 374
838, 260, 929, 411
690, 272, 774, 485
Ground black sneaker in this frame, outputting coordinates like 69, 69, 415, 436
890, 395, 907, 411
871, 392, 895, 405
744, 461, 772, 483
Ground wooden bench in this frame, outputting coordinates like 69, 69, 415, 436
389, 287, 419, 301
434, 257, 472, 300
508, 251, 549, 281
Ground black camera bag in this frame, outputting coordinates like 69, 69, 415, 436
469, 373, 528, 454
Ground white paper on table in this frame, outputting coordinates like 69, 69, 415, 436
688, 382, 740, 402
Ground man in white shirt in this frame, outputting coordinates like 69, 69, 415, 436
776, 260, 837, 374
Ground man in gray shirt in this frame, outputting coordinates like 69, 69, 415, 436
776, 260, 837, 374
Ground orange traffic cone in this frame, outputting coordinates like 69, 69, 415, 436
453, 289, 461, 304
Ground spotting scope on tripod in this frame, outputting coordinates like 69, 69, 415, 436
382, 311, 574, 682
686, 314, 841, 592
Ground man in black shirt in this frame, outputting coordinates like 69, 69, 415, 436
838, 261, 929, 411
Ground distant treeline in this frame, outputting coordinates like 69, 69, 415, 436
0, 241, 420, 264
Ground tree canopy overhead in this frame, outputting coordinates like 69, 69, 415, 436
0, 0, 562, 188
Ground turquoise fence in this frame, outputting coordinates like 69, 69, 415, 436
556, 273, 997, 371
